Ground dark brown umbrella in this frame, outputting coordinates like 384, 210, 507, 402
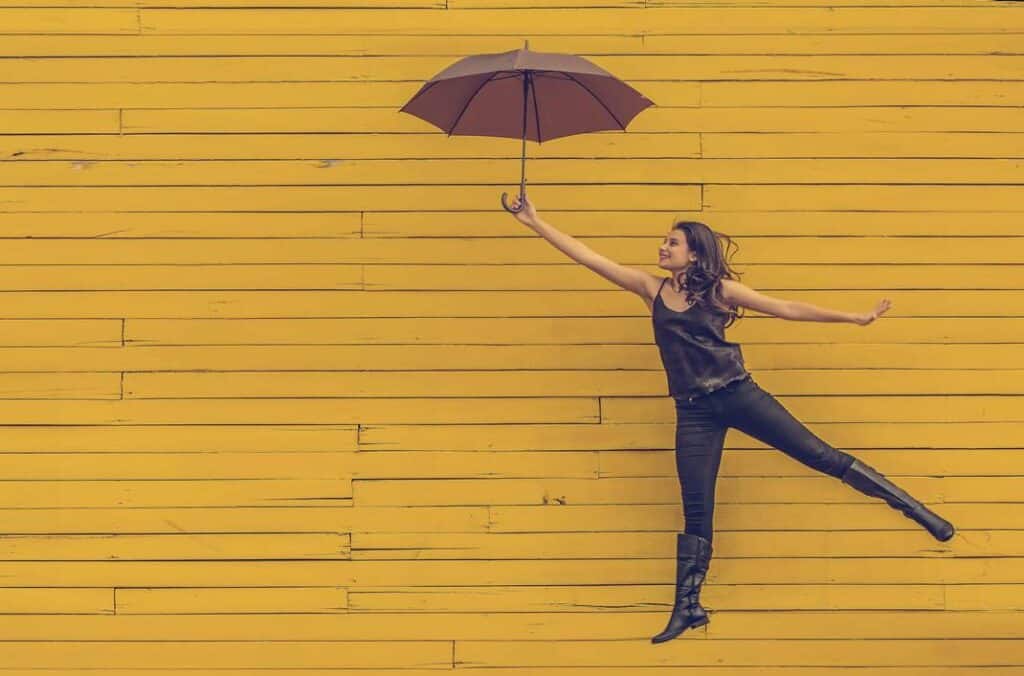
398, 40, 655, 214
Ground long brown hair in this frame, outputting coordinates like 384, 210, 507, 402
670, 220, 746, 329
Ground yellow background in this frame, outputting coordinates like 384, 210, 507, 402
0, 0, 1022, 672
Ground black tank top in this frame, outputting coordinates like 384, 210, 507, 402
651, 277, 749, 399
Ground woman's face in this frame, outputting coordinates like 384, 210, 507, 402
658, 229, 695, 270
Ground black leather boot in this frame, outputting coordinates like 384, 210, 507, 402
840, 458, 955, 542
651, 533, 713, 644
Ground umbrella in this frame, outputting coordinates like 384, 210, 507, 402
398, 40, 655, 214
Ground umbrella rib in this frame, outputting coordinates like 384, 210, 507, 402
560, 72, 626, 131
399, 79, 439, 111
448, 71, 501, 136
530, 71, 542, 143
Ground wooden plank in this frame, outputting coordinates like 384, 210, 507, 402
116, 314, 1024, 343
0, 506, 481, 534
0, 130, 700, 159
350, 582, 945, 611
0, 236, 1015, 266
0, 344, 1019, 374
598, 450, 1024, 477
0, 8, 137, 34
9, 81, 1024, 114
354, 450, 599, 479
0, 479, 351, 507
0, 610, 1013, 642
0, 589, 111, 614
454, 639, 1024, 667
350, 473, 1002, 505
0, 185, 701, 211
0, 640, 451, 668
0, 262, 1015, 292
118, 586, 349, 613
0, 34, 638, 56
364, 209, 1024, 237
704, 132, 1024, 157
0, 424, 357, 450
702, 81, 1024, 106
0, 211, 361, 237
0, 264, 363, 290
121, 106, 1024, 133
137, 8, 1024, 35
3, 158, 1024, 185
0, 398, 597, 424
6, 33, 1024, 57
647, 107, 1024, 133
358, 420, 1024, 452
0, 373, 119, 398
0, 208, 1020, 238
0, 668, 1009, 676
490, 502, 1020, 531
609, 382, 1024, 417
704, 184, 1024, 210
5, 55, 1024, 82
123, 371, 1024, 403
0, 555, 1014, 586
0, 110, 118, 134
373, 263, 1024, 289
0, 663, 1015, 676
0, 533, 351, 560
351, 529, 1009, 560
0, 451, 355, 479
0, 321, 119, 347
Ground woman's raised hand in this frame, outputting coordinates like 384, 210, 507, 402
855, 298, 893, 326
508, 192, 539, 227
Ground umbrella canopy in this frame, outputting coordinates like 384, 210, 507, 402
399, 41, 655, 213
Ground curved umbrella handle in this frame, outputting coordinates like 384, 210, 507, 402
500, 191, 524, 214
501, 178, 528, 214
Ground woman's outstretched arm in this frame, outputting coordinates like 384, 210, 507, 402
507, 193, 657, 299
722, 279, 892, 326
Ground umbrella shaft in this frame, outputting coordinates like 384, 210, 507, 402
520, 71, 529, 196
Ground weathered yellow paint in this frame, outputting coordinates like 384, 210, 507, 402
0, 237, 1019, 267
137, 7, 1024, 34
6, 158, 1024, 185
0, 130, 700, 157
360, 418, 1024, 448
118, 586, 350, 613
8, 54, 1024, 81
1, 0, 1022, 671
0, 33, 1021, 58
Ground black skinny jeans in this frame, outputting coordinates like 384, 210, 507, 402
673, 374, 856, 544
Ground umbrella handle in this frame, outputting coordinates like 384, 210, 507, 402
500, 190, 524, 214
500, 179, 527, 214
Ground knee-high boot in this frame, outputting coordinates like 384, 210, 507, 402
840, 458, 955, 542
651, 532, 713, 644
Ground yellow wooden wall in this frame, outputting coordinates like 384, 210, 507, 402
1, 0, 1022, 673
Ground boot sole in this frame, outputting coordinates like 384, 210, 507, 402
650, 615, 709, 644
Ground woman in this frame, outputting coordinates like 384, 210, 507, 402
506, 193, 955, 644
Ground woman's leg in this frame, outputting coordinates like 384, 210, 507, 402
651, 397, 726, 644
674, 398, 729, 543
717, 379, 855, 479
716, 379, 954, 542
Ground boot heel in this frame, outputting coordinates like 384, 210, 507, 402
651, 533, 713, 644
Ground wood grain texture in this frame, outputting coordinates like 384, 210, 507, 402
0, 0, 1020, 671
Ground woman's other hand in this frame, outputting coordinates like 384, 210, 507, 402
854, 298, 893, 326
508, 192, 539, 227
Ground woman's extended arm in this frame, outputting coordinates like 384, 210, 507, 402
722, 279, 892, 326
507, 193, 655, 299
